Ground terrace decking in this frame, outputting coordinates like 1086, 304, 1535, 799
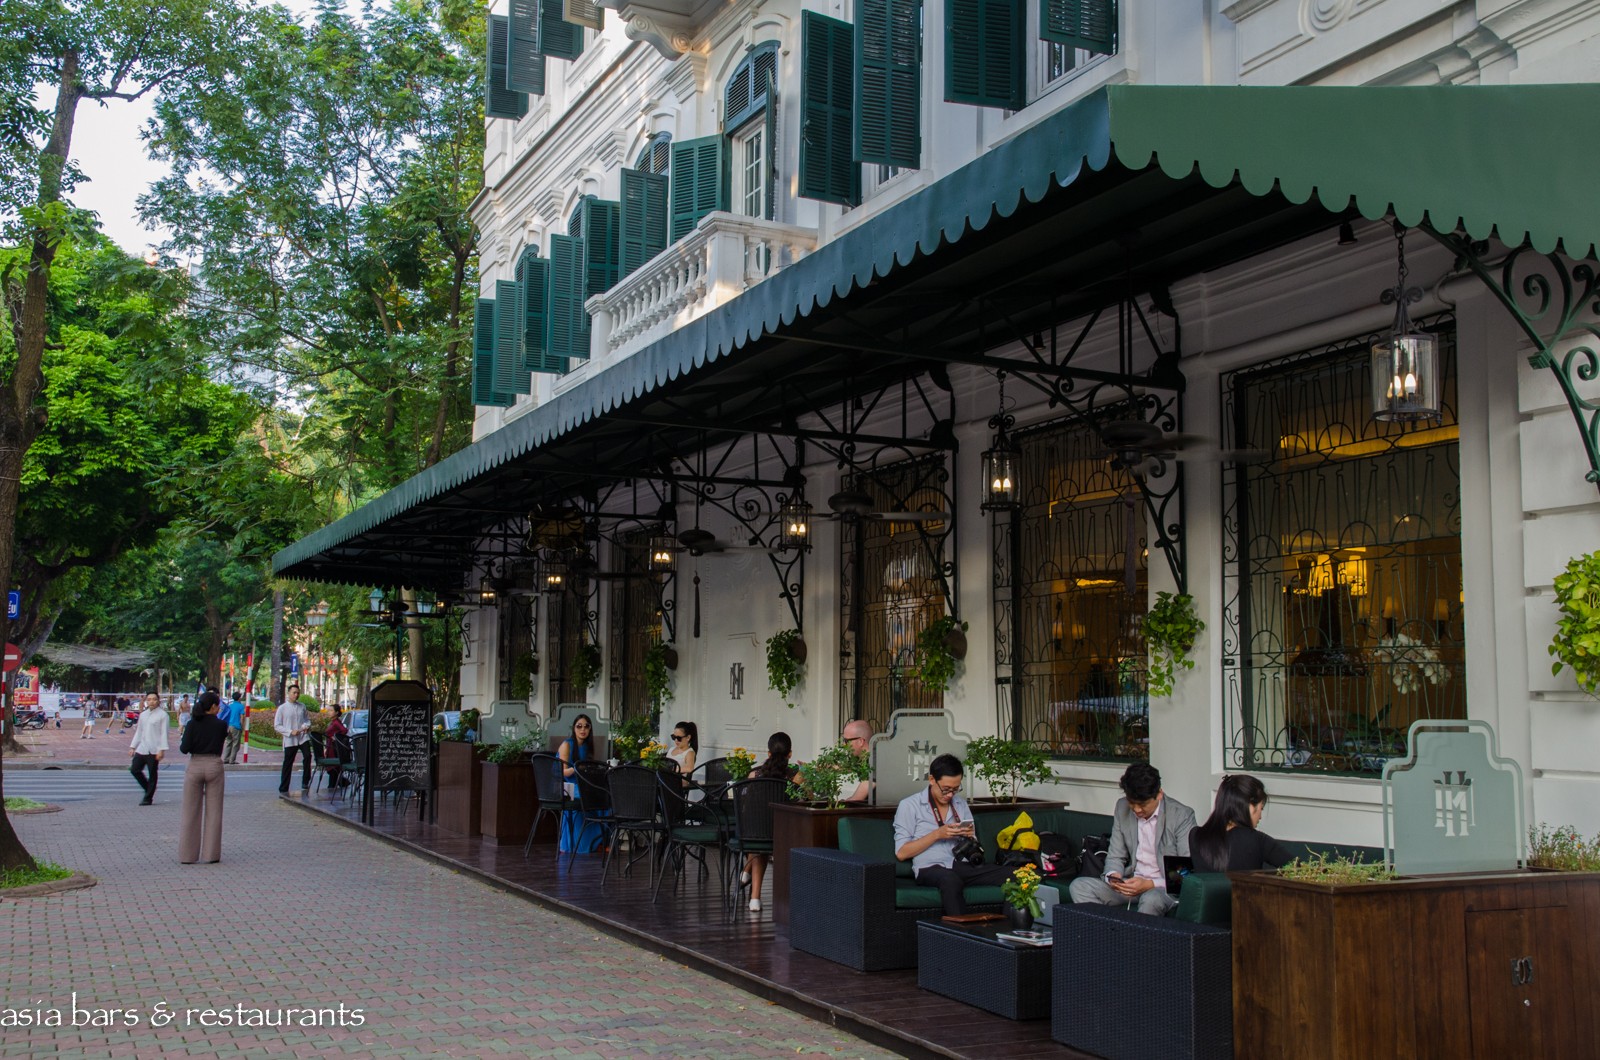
290, 794, 1092, 1059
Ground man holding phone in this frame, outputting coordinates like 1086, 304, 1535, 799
1068, 761, 1195, 915
893, 754, 1015, 915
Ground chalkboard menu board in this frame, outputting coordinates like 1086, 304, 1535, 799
366, 680, 432, 799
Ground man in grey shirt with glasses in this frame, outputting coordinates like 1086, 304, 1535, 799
893, 753, 1013, 915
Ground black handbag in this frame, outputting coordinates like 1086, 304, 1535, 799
1076, 834, 1112, 879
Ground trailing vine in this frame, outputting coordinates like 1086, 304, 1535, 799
1142, 592, 1204, 697
643, 641, 674, 708
765, 629, 805, 709
568, 642, 602, 693
1551, 551, 1600, 697
912, 616, 969, 693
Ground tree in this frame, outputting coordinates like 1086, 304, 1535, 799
0, 0, 256, 869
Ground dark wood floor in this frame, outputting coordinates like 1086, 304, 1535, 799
291, 792, 1095, 1059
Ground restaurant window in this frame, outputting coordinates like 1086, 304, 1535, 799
545, 577, 592, 705
608, 530, 663, 724
497, 595, 535, 701
1220, 318, 1464, 776
993, 414, 1148, 759
839, 456, 956, 734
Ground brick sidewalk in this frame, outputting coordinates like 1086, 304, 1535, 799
2, 784, 898, 1058
6, 721, 280, 770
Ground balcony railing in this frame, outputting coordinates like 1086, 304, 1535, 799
586, 212, 817, 363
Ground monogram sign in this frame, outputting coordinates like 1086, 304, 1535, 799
1384, 721, 1522, 875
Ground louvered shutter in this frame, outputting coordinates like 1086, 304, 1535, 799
649, 135, 671, 173
946, 0, 1024, 108
1040, 0, 1116, 55
670, 136, 728, 243
563, 0, 603, 32
855, 0, 921, 169
764, 68, 779, 222
579, 199, 621, 299
506, 0, 546, 94
485, 15, 529, 120
800, 12, 860, 206
619, 168, 668, 278
515, 248, 564, 375
471, 298, 512, 406
546, 235, 589, 362
539, 0, 584, 60
494, 279, 532, 394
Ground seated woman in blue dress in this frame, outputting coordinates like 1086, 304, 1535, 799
558, 714, 606, 853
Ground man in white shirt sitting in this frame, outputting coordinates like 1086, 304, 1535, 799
274, 683, 313, 795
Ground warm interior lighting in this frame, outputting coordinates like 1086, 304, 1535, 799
1372, 225, 1442, 423
778, 499, 812, 552
648, 536, 676, 572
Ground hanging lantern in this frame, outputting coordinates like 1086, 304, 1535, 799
1372, 224, 1441, 423
779, 499, 812, 552
648, 536, 677, 572
980, 370, 1021, 511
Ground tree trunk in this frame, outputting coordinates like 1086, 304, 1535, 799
0, 49, 84, 872
269, 587, 284, 702
403, 588, 424, 680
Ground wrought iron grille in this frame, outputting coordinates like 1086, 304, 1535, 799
839, 455, 956, 734
545, 577, 595, 705
1221, 319, 1464, 776
993, 414, 1149, 759
608, 531, 663, 723
496, 595, 535, 700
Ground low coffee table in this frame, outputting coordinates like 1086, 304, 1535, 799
915, 920, 1053, 1020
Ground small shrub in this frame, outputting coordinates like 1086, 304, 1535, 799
1277, 851, 1396, 885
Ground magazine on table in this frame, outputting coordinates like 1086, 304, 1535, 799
994, 929, 1053, 947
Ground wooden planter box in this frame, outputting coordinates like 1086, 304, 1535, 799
435, 740, 482, 837
1231, 869, 1600, 1060
479, 758, 534, 846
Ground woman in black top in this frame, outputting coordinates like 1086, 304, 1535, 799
1190, 774, 1293, 873
740, 732, 795, 913
178, 691, 229, 863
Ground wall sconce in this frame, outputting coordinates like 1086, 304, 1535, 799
306, 600, 330, 628
545, 572, 564, 591
1372, 224, 1441, 423
980, 371, 1021, 512
648, 536, 676, 572
779, 498, 812, 552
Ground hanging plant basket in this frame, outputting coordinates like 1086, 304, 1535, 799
913, 617, 970, 694
766, 629, 806, 708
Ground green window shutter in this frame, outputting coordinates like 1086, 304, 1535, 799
539, 0, 584, 61
580, 199, 621, 300
494, 279, 532, 395
946, 0, 1024, 109
562, 0, 604, 32
855, 0, 921, 169
486, 16, 529, 120
1040, 0, 1116, 55
507, 0, 547, 95
514, 248, 564, 375
472, 298, 513, 406
800, 12, 861, 206
670, 135, 728, 243
546, 234, 590, 362
619, 168, 668, 278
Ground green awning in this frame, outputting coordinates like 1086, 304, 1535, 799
276, 83, 1599, 587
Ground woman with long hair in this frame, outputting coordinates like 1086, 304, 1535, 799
1190, 774, 1293, 873
740, 731, 795, 913
178, 691, 228, 863
666, 720, 698, 775
557, 714, 604, 854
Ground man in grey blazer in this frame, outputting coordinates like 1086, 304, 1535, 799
1068, 762, 1195, 915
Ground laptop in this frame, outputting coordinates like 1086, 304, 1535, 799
1163, 854, 1195, 895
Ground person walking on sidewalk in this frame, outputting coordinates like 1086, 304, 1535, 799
179, 691, 227, 863
275, 683, 312, 795
220, 691, 245, 764
80, 696, 96, 739
128, 692, 170, 806
176, 693, 191, 737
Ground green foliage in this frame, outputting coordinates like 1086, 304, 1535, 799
611, 713, 654, 762
485, 729, 538, 765
1001, 863, 1045, 918
912, 616, 968, 693
509, 653, 537, 700
1549, 552, 1600, 698
725, 746, 756, 781
643, 641, 674, 707
765, 629, 805, 709
569, 643, 602, 692
1277, 852, 1397, 885
965, 735, 1053, 801
2, 797, 44, 811
0, 859, 71, 890
1142, 592, 1204, 697
436, 708, 479, 744
1527, 823, 1600, 871
788, 742, 872, 808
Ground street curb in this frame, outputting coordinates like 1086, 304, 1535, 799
7, 803, 63, 814
1, 870, 98, 899
283, 797, 940, 1060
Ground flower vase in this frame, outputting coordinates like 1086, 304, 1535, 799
1004, 904, 1033, 931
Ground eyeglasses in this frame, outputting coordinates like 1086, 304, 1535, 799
841, 734, 867, 744
934, 783, 961, 796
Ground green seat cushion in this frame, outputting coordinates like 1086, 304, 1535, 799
1172, 872, 1233, 925
890, 882, 1008, 910
839, 816, 914, 878
669, 826, 720, 843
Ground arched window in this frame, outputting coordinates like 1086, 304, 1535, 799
635, 131, 671, 175
723, 42, 779, 221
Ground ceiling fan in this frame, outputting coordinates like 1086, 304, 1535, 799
1096, 420, 1268, 477
814, 487, 949, 524
670, 526, 780, 557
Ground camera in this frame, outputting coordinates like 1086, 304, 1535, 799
951, 835, 985, 866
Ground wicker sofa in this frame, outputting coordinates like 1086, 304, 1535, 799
788, 808, 1112, 971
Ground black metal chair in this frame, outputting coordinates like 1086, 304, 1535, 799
653, 770, 728, 902
601, 765, 666, 891
725, 777, 788, 919
685, 757, 730, 803
312, 730, 349, 795
524, 752, 576, 857
565, 760, 612, 871
345, 734, 368, 805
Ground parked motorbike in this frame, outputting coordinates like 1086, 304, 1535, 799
14, 709, 46, 730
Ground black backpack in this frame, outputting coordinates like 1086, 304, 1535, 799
1036, 832, 1078, 877
1076, 834, 1112, 879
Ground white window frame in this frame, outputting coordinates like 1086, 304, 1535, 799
731, 120, 767, 220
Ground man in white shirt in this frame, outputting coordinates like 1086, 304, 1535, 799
274, 683, 313, 795
128, 692, 170, 806
839, 718, 876, 803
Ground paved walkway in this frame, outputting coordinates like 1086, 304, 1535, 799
6, 720, 280, 770
1, 781, 898, 1058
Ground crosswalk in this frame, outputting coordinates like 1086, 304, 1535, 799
4, 769, 284, 802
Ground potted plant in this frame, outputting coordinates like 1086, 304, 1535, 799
1142, 591, 1204, 697
643, 641, 675, 712
766, 628, 806, 709
569, 642, 602, 693
611, 713, 654, 763
638, 739, 671, 770
965, 735, 1053, 801
1001, 863, 1045, 930
480, 724, 545, 846
912, 616, 969, 693
1527, 823, 1600, 870
1550, 551, 1600, 697
509, 653, 539, 700
787, 741, 872, 809
436, 712, 485, 837
726, 746, 756, 781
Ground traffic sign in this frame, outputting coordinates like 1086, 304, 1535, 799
6, 591, 16, 620
3, 643, 19, 673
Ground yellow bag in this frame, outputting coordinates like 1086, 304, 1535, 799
997, 811, 1040, 852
